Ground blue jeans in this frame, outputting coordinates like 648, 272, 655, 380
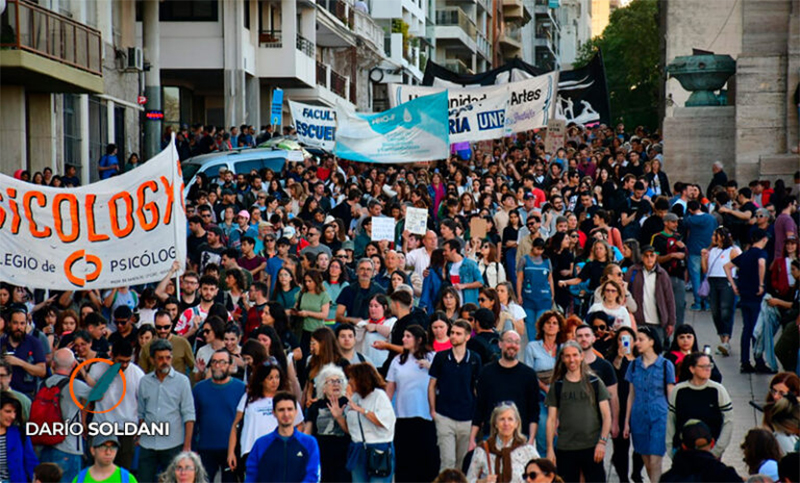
535, 389, 549, 454
39, 446, 82, 483
137, 445, 182, 483
687, 254, 704, 306
740, 298, 764, 366
523, 300, 550, 341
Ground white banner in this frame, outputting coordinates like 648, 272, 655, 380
334, 91, 450, 163
0, 140, 187, 290
289, 100, 336, 151
388, 72, 559, 142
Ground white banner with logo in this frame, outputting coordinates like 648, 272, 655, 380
0, 139, 186, 290
388, 72, 559, 142
289, 100, 337, 151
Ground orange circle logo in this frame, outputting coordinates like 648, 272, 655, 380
64, 250, 103, 287
69, 358, 126, 414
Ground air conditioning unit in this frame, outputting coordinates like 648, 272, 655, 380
126, 47, 144, 71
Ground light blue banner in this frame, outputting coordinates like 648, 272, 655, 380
271, 88, 284, 126
334, 91, 450, 163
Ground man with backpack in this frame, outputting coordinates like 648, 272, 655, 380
545, 340, 612, 483
35, 348, 91, 482
73, 435, 138, 483
467, 308, 501, 367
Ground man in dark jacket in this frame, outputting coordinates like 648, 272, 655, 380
707, 161, 728, 197
245, 392, 320, 482
661, 420, 742, 482
624, 245, 676, 346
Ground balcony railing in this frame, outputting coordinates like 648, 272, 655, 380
353, 10, 382, 51
316, 61, 351, 102
435, 7, 477, 41
503, 24, 523, 43
444, 57, 470, 74
317, 0, 354, 29
259, 30, 282, 48
0, 0, 103, 76
296, 33, 315, 57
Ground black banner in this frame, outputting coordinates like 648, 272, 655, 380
422, 53, 611, 126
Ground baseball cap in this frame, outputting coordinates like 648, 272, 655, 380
92, 434, 120, 448
208, 225, 224, 237
221, 188, 234, 196
523, 192, 536, 200
680, 419, 713, 450
237, 210, 250, 220
641, 245, 656, 254
258, 221, 273, 229
283, 226, 296, 239
786, 234, 798, 242
342, 240, 355, 251
663, 213, 679, 222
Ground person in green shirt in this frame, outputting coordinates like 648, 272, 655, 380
73, 435, 137, 483
292, 269, 331, 357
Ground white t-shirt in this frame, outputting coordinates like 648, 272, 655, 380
406, 247, 431, 280
386, 352, 435, 420
88, 361, 145, 424
236, 395, 304, 455
345, 389, 396, 443
361, 317, 396, 367
588, 302, 632, 329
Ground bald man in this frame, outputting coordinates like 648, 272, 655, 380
405, 230, 438, 279
39, 348, 92, 481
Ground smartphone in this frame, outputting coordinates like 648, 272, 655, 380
703, 345, 711, 355
621, 334, 632, 355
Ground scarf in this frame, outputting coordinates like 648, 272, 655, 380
483, 437, 525, 483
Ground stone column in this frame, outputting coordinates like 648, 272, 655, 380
28, 93, 57, 174
0, 85, 27, 174
142, 0, 161, 160
224, 0, 246, 129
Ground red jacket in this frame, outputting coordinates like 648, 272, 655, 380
624, 263, 676, 330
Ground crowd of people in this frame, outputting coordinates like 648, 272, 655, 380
2, 122, 800, 483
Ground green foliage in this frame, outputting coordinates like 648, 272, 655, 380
576, 0, 660, 130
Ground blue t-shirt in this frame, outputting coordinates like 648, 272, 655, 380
732, 246, 768, 300
684, 213, 718, 255
192, 378, 247, 450
99, 154, 119, 179
0, 334, 46, 395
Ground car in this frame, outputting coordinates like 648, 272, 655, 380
181, 148, 303, 197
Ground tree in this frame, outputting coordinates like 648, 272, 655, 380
576, 0, 660, 130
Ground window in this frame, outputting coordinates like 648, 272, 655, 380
158, 0, 219, 22
63, 94, 81, 170
244, 0, 251, 29
163, 86, 181, 132
88, 95, 107, 182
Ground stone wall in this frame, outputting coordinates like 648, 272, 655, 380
663, 106, 736, 190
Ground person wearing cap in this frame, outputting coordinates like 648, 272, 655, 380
109, 305, 138, 350
73, 435, 137, 483
229, 210, 258, 251
652, 212, 688, 328
624, 245, 676, 346
660, 420, 741, 483
724, 228, 773, 374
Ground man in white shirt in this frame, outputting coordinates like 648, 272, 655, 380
86, 339, 145, 469
405, 230, 437, 279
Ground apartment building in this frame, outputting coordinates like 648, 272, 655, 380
0, 0, 140, 183
432, 0, 493, 75
558, 0, 591, 67
521, 0, 559, 70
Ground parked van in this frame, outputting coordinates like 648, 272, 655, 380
182, 148, 303, 197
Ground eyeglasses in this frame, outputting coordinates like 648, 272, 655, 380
210, 359, 230, 366
696, 363, 715, 370
604, 288, 618, 293
201, 214, 212, 218
115, 319, 128, 325
97, 444, 118, 452
258, 196, 267, 200
175, 466, 196, 473
523, 471, 541, 480
570, 234, 579, 239
202, 329, 211, 335
156, 324, 172, 331
325, 379, 343, 385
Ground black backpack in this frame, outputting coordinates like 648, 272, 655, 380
474, 332, 502, 365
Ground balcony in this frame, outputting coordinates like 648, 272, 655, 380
502, 0, 526, 19
0, 0, 103, 93
256, 30, 315, 87
384, 33, 423, 81
316, 0, 356, 47
434, 7, 477, 53
443, 57, 471, 75
283, 60, 353, 109
500, 23, 522, 57
353, 10, 383, 54
476, 30, 491, 60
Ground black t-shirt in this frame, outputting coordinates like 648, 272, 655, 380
578, 260, 609, 291
652, 232, 686, 278
589, 357, 617, 389
108, 327, 138, 352
473, 362, 540, 436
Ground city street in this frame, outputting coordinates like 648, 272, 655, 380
604, 304, 776, 481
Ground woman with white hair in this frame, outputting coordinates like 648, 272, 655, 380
303, 363, 352, 482
466, 402, 540, 483
159, 451, 209, 483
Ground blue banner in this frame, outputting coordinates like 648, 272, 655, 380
271, 88, 284, 126
334, 91, 450, 163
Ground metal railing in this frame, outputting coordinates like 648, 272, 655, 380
316, 61, 327, 87
0, 0, 103, 76
435, 7, 477, 41
316, 61, 351, 102
330, 69, 347, 98
316, 0, 354, 29
296, 33, 315, 57
353, 10, 382, 50
258, 30, 282, 48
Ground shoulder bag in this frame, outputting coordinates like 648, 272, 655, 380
697, 250, 723, 298
357, 411, 392, 477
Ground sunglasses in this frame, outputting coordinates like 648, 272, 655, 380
478, 297, 489, 302
523, 471, 542, 480
115, 319, 128, 325
156, 324, 172, 330
593, 324, 607, 331
202, 329, 211, 335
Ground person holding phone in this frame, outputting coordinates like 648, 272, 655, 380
608, 327, 636, 483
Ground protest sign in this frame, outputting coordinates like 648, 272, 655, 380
470, 218, 488, 240
0, 138, 186, 290
289, 100, 336, 151
544, 119, 567, 154
335, 91, 450, 163
371, 217, 396, 242
405, 207, 428, 235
